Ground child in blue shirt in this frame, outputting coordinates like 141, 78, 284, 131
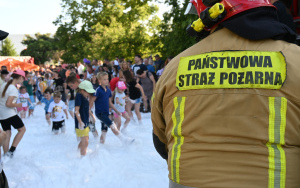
37, 88, 54, 126
90, 72, 134, 144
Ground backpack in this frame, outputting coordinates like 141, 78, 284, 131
147, 71, 158, 82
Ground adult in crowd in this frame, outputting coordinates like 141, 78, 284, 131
114, 56, 119, 66
156, 56, 173, 79
53, 71, 67, 103
132, 55, 147, 76
57, 65, 66, 81
85, 64, 94, 80
49, 65, 55, 72
94, 65, 104, 76
77, 61, 85, 75
136, 69, 156, 113
144, 57, 155, 73
120, 61, 131, 72
152, 0, 299, 187
153, 54, 164, 72
103, 58, 110, 66
70, 66, 80, 79
102, 64, 113, 82
0, 70, 27, 158
65, 66, 71, 78
23, 71, 35, 117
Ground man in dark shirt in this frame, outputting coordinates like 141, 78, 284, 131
57, 65, 66, 81
132, 55, 147, 76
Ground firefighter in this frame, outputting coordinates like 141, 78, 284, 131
151, 0, 300, 187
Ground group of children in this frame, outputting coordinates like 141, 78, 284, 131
72, 72, 135, 156
15, 71, 136, 156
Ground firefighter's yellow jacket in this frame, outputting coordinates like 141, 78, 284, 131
152, 28, 300, 187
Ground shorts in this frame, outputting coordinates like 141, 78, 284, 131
96, 112, 112, 131
129, 98, 142, 104
28, 95, 35, 110
52, 120, 65, 133
113, 111, 127, 118
17, 107, 28, 112
68, 100, 75, 111
101, 122, 108, 132
0, 115, 25, 131
75, 126, 90, 137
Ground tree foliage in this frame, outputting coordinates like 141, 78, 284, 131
54, 0, 161, 62
18, 1, 200, 62
20, 33, 59, 65
1, 38, 18, 56
159, 0, 197, 57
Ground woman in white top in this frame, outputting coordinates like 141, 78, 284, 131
0, 70, 27, 158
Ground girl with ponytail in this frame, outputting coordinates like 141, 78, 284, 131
0, 70, 27, 158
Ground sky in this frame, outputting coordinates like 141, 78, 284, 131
1, 0, 62, 35
1, 0, 172, 35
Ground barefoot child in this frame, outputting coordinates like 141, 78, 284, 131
66, 74, 99, 137
123, 70, 146, 125
37, 88, 54, 126
47, 92, 68, 134
90, 72, 134, 144
75, 80, 96, 156
16, 86, 32, 119
114, 81, 130, 132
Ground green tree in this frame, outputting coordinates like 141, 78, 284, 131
20, 33, 59, 64
159, 0, 197, 57
1, 38, 18, 56
54, 0, 161, 62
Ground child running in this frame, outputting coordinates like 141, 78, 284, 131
114, 81, 130, 132
37, 88, 54, 126
122, 70, 146, 125
74, 80, 96, 156
75, 80, 95, 156
16, 86, 32, 119
47, 92, 69, 134
90, 72, 134, 144
66, 75, 99, 137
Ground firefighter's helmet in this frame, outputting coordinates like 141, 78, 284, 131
185, 0, 275, 39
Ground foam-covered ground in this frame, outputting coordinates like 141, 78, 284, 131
3, 104, 168, 188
